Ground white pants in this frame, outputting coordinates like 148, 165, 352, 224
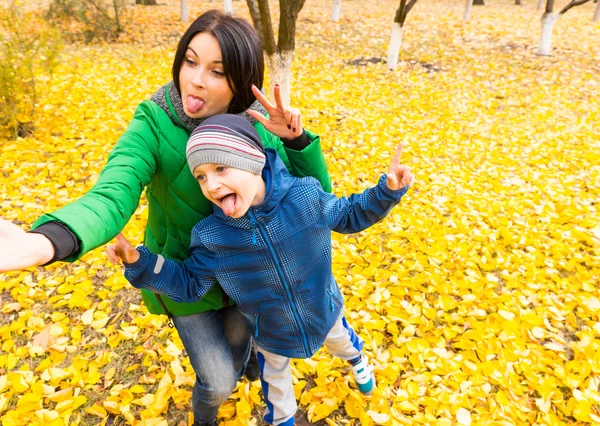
255, 315, 364, 425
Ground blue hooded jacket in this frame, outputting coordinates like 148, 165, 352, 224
125, 149, 408, 359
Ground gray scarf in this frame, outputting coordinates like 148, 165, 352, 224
150, 81, 267, 133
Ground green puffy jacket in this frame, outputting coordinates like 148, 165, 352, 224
32, 100, 331, 317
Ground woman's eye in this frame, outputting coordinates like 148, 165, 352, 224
185, 58, 196, 66
213, 70, 225, 77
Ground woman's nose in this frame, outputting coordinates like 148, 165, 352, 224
191, 69, 206, 87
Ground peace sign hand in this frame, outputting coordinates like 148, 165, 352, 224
106, 233, 140, 265
386, 143, 415, 191
246, 84, 303, 140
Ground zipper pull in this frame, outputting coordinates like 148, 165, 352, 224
254, 314, 259, 337
328, 289, 334, 311
249, 212, 257, 245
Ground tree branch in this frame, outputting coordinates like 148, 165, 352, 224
545, 0, 555, 14
559, 0, 591, 14
247, 0, 277, 55
278, 0, 302, 52
394, 0, 407, 25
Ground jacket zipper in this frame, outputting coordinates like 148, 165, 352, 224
327, 287, 335, 311
248, 210, 311, 356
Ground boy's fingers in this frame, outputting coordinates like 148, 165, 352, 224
391, 143, 403, 166
115, 233, 134, 249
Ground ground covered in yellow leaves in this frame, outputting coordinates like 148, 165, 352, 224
1, 0, 599, 425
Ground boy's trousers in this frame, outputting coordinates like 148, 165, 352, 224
255, 315, 364, 425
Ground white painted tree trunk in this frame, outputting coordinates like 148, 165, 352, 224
464, 0, 474, 21
537, 0, 544, 9
224, 0, 233, 15
266, 51, 293, 106
180, 0, 188, 22
538, 13, 560, 56
538, 13, 559, 55
332, 0, 342, 22
594, 1, 600, 22
387, 23, 403, 71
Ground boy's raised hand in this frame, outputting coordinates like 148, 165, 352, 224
106, 233, 139, 265
247, 84, 303, 140
386, 143, 415, 191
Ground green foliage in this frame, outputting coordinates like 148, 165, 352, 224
45, 0, 128, 43
0, 4, 62, 139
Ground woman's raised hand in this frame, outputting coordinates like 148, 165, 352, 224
246, 84, 303, 140
106, 233, 140, 265
386, 143, 415, 191
0, 219, 55, 272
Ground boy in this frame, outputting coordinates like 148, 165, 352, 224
108, 114, 414, 425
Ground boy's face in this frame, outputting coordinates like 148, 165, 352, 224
193, 164, 265, 218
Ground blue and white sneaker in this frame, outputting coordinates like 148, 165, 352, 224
351, 356, 375, 395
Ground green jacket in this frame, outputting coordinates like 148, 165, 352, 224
32, 100, 331, 317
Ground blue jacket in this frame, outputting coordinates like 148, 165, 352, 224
125, 149, 409, 358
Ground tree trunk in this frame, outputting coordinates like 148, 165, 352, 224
516, 0, 521, 4
265, 51, 293, 106
387, 22, 403, 71
464, 0, 474, 20
181, 0, 189, 22
332, 0, 342, 22
537, 0, 544, 9
224, 0, 233, 14
538, 13, 559, 55
473, 0, 484, 4
136, 0, 157, 4
594, 0, 600, 20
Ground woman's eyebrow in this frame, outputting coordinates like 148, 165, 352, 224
186, 47, 222, 63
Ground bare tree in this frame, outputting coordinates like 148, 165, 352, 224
473, 0, 484, 4
539, 0, 592, 55
387, 0, 420, 71
332, 0, 342, 22
246, 0, 306, 106
464, 0, 474, 21
224, 0, 233, 14
594, 0, 600, 21
538, 0, 545, 8
181, 0, 188, 22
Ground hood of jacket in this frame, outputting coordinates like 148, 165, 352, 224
212, 149, 296, 224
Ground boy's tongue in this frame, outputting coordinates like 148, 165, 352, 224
186, 96, 205, 113
221, 194, 237, 216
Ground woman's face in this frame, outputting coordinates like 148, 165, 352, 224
179, 32, 235, 119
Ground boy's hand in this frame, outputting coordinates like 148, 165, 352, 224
386, 143, 415, 191
106, 233, 139, 265
247, 84, 303, 139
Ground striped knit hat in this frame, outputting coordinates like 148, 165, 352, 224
186, 114, 266, 175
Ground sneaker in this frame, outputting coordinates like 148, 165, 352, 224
350, 356, 375, 395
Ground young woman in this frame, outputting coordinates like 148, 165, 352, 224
0, 10, 330, 426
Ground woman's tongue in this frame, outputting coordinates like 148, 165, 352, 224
221, 194, 237, 216
186, 96, 205, 113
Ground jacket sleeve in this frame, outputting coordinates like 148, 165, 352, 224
319, 175, 409, 234
259, 126, 332, 193
124, 245, 217, 303
30, 101, 160, 261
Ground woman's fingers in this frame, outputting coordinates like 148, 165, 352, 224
251, 85, 274, 111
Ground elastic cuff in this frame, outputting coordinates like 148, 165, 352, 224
28, 221, 80, 265
281, 130, 309, 151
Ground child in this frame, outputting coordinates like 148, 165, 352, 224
107, 114, 414, 426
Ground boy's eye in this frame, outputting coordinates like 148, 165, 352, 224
216, 166, 227, 173
196, 175, 205, 182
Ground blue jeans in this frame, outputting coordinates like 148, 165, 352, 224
172, 306, 252, 425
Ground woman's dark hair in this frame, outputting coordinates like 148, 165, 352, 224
172, 10, 264, 114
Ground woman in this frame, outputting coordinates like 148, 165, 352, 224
0, 10, 330, 426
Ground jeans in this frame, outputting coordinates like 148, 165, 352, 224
172, 305, 252, 425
